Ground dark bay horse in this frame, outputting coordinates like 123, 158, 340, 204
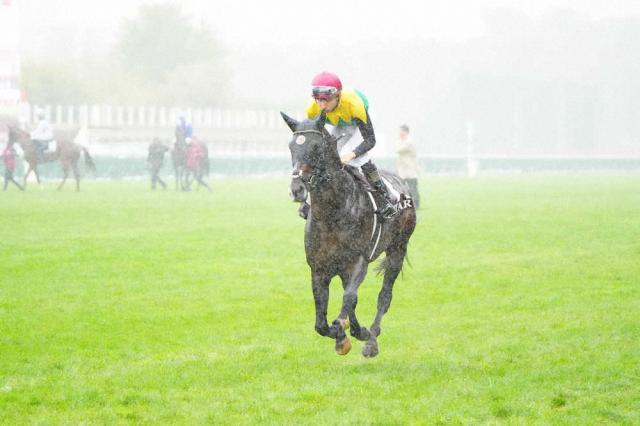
282, 111, 416, 357
8, 126, 96, 191
171, 137, 187, 191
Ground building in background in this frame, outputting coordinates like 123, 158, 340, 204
0, 0, 21, 106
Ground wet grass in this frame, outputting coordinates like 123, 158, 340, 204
1, 175, 639, 424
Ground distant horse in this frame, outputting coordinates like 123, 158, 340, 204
8, 125, 96, 191
184, 140, 212, 192
282, 111, 416, 358
171, 131, 188, 191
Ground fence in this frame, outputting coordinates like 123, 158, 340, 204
15, 102, 303, 130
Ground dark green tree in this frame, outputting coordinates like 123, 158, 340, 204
116, 2, 226, 105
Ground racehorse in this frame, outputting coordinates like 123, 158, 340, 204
171, 131, 188, 191
8, 125, 96, 191
282, 111, 417, 357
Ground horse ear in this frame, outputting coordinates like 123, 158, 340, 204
280, 112, 298, 132
316, 111, 327, 130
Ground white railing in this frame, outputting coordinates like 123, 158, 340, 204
14, 102, 303, 130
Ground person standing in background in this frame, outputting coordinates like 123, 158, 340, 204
147, 138, 169, 190
2, 140, 24, 191
396, 124, 420, 209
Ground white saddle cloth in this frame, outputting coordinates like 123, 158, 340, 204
381, 176, 401, 203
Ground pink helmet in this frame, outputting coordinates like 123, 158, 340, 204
311, 72, 342, 100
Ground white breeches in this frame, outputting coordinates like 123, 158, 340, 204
327, 124, 371, 169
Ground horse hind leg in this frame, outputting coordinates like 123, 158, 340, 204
362, 247, 407, 358
72, 162, 80, 191
22, 166, 31, 189
57, 165, 70, 191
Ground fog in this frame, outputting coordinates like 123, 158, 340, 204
4, 0, 640, 161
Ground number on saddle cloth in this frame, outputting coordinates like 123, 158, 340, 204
381, 177, 415, 213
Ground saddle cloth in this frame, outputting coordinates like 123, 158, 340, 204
344, 166, 412, 208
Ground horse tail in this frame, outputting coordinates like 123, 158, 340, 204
82, 147, 96, 173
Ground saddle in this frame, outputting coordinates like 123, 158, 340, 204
344, 165, 374, 191
343, 166, 414, 214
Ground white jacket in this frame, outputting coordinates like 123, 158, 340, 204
396, 136, 420, 179
30, 119, 53, 141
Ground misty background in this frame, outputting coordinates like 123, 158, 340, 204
4, 0, 640, 169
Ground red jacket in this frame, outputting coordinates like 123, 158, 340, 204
3, 145, 16, 171
186, 143, 205, 170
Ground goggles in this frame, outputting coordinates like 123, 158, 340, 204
312, 86, 339, 100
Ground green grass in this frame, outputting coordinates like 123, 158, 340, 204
1, 175, 639, 424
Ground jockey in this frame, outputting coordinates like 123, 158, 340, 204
304, 71, 396, 220
175, 113, 193, 143
30, 110, 54, 160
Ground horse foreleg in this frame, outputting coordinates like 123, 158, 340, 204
311, 271, 332, 338
328, 257, 368, 356
363, 247, 407, 358
337, 257, 371, 343
183, 171, 193, 191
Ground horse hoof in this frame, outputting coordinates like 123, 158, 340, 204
362, 340, 379, 358
335, 336, 352, 356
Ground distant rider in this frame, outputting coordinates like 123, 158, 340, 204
175, 113, 193, 144
30, 110, 54, 161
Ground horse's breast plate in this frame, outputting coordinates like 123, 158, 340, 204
295, 135, 306, 145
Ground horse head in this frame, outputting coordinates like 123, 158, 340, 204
7, 125, 30, 146
281, 111, 341, 201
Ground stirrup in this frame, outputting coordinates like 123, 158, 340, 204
379, 201, 397, 220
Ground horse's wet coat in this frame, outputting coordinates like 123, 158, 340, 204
282, 111, 417, 357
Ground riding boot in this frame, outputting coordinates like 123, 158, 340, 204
298, 201, 310, 220
361, 161, 397, 220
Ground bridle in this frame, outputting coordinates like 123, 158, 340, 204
290, 129, 342, 191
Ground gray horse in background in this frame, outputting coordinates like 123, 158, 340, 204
282, 111, 417, 358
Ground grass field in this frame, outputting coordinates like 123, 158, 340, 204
1, 175, 639, 424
